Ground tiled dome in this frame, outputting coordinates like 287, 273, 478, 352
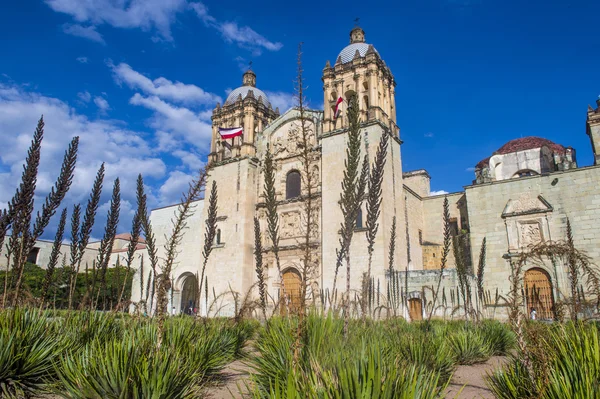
337, 43, 379, 64
476, 137, 567, 168
224, 86, 271, 107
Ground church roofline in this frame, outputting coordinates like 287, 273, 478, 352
422, 190, 465, 199
261, 107, 323, 134
150, 198, 204, 213
464, 163, 600, 190
403, 169, 431, 179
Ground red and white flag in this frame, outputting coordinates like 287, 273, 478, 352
219, 127, 243, 140
333, 97, 343, 120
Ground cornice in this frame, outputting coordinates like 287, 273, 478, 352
256, 191, 322, 209
321, 120, 402, 145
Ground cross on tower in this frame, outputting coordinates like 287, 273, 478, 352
354, 17, 360, 26
248, 60, 253, 70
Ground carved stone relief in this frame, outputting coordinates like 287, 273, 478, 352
281, 211, 301, 239
503, 193, 552, 216
519, 221, 543, 248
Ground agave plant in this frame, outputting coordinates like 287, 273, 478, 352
447, 329, 492, 365
0, 309, 68, 398
487, 322, 600, 398
479, 320, 516, 356
53, 311, 251, 398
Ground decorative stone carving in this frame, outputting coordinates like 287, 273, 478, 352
272, 135, 286, 155
512, 193, 540, 213
281, 211, 301, 239
502, 194, 553, 218
310, 165, 319, 185
519, 221, 543, 248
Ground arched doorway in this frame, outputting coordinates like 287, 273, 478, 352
281, 269, 302, 315
524, 268, 554, 320
180, 274, 198, 315
408, 298, 423, 321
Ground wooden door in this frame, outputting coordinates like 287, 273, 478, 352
408, 298, 423, 321
524, 268, 554, 320
281, 269, 302, 315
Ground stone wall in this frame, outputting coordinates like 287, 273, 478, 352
403, 170, 430, 198
465, 165, 600, 297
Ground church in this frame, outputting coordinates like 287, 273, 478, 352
129, 26, 600, 320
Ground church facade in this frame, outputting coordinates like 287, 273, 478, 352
128, 27, 600, 320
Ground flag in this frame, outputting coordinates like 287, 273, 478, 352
333, 97, 343, 120
219, 127, 243, 140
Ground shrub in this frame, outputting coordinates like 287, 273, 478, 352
487, 322, 600, 398
448, 329, 492, 365
55, 315, 246, 398
250, 314, 449, 398
0, 309, 68, 398
479, 320, 516, 356
392, 331, 455, 384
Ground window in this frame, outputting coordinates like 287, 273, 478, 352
27, 247, 40, 264
514, 169, 538, 178
449, 218, 459, 237
418, 230, 423, 245
216, 229, 222, 245
356, 207, 363, 229
286, 170, 301, 199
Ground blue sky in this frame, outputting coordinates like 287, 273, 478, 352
0, 0, 599, 239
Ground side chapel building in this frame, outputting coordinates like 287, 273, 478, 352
128, 27, 600, 320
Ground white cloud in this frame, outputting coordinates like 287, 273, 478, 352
46, 0, 188, 41
191, 2, 283, 55
93, 96, 110, 112
63, 24, 106, 44
465, 167, 476, 172
76, 56, 89, 63
77, 91, 91, 103
172, 150, 205, 171
159, 170, 194, 205
155, 130, 179, 152
0, 83, 167, 239
424, 132, 434, 138
429, 190, 449, 196
264, 91, 296, 113
110, 62, 221, 105
129, 93, 212, 150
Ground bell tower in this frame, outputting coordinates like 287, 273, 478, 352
321, 27, 397, 134
587, 98, 600, 165
320, 26, 408, 298
209, 69, 278, 164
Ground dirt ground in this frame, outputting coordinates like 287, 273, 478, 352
444, 356, 508, 398
205, 357, 253, 399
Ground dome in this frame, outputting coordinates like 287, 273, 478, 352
224, 86, 271, 107
337, 43, 379, 64
476, 137, 567, 168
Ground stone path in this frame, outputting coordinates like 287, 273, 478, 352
444, 356, 508, 398
205, 357, 253, 399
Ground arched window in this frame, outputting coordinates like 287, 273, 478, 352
286, 170, 301, 199
216, 229, 222, 245
514, 169, 538, 178
27, 247, 40, 264
356, 207, 363, 229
